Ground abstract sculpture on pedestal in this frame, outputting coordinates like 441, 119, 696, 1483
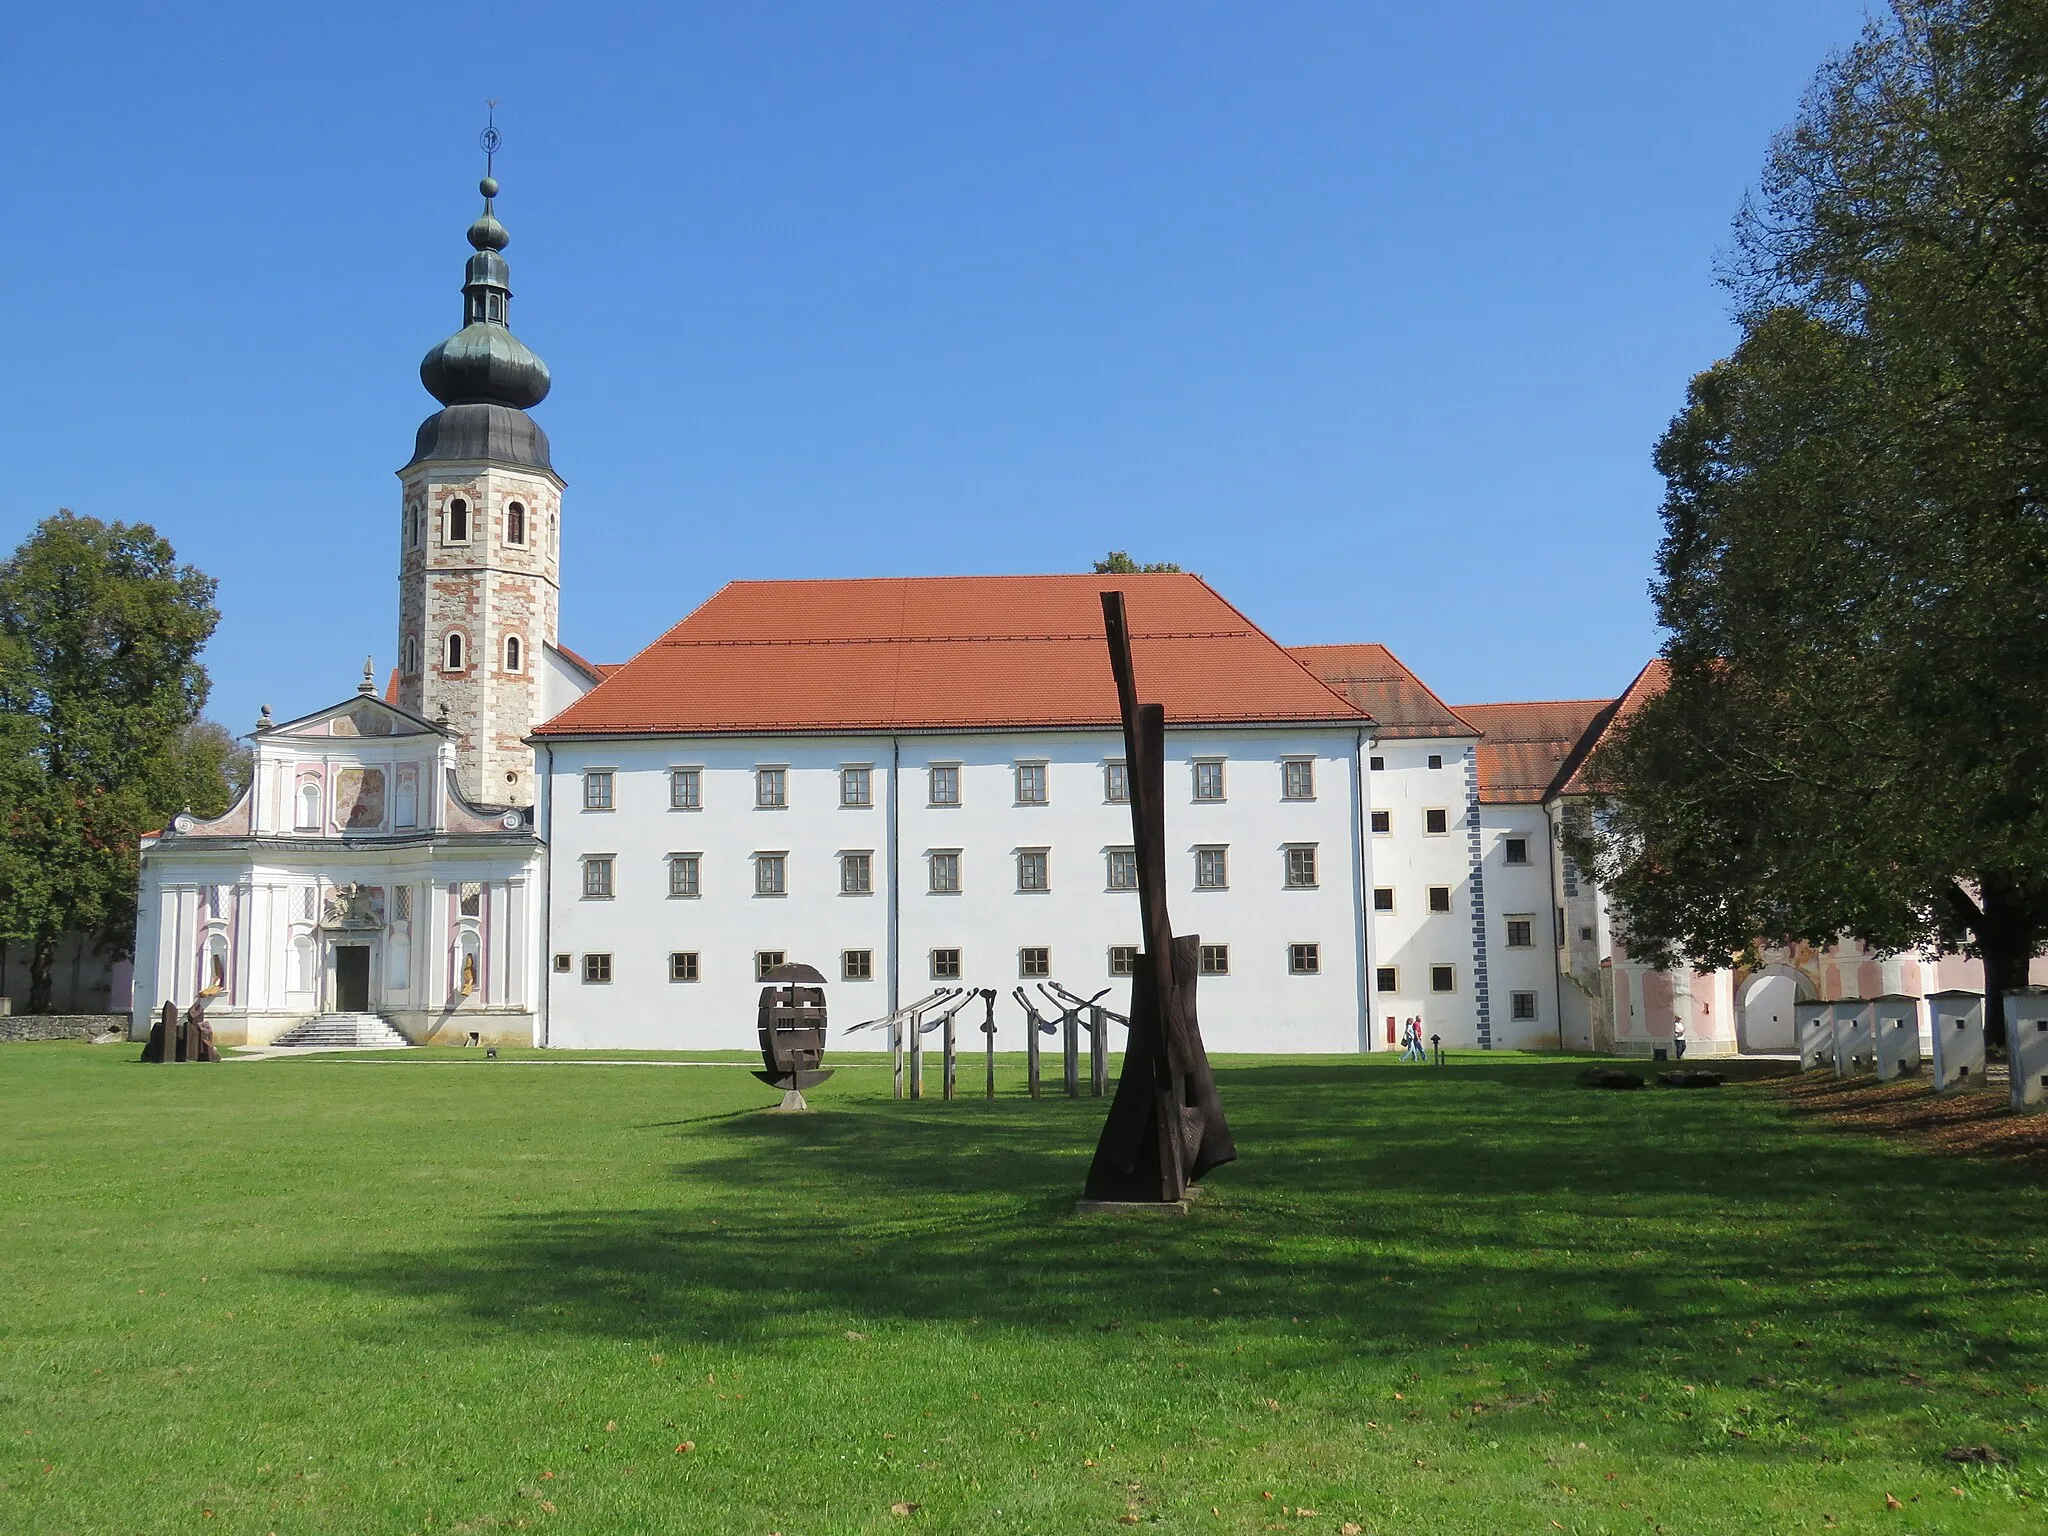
139, 998, 221, 1063
1082, 590, 1236, 1204
754, 962, 833, 1112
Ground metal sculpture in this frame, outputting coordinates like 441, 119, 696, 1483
1082, 590, 1236, 1204
978, 989, 999, 1098
139, 998, 220, 1063
1012, 988, 1060, 1097
1046, 982, 1118, 1097
754, 962, 833, 1111
846, 988, 953, 1099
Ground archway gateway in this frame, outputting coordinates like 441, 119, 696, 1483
333, 945, 371, 1014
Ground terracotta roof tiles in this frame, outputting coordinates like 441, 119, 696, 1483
1451, 699, 1616, 804
1286, 644, 1477, 739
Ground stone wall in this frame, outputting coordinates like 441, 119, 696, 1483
0, 1013, 130, 1041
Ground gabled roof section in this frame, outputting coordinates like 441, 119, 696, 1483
1286, 644, 1477, 739
1452, 699, 1616, 804
266, 693, 445, 741
548, 642, 611, 687
1554, 660, 1670, 797
534, 574, 1367, 738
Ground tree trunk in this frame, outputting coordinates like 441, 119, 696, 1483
27, 929, 56, 1015
1973, 878, 2039, 1055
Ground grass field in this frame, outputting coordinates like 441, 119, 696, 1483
1, 1044, 2042, 1535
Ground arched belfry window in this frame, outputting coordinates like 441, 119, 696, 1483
507, 502, 526, 545
448, 499, 469, 543
297, 779, 321, 831
403, 637, 419, 673
504, 635, 522, 673
446, 632, 465, 671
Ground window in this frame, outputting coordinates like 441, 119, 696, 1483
1199, 944, 1230, 976
670, 951, 700, 983
447, 498, 469, 543
1282, 760, 1315, 800
1019, 947, 1051, 978
1285, 846, 1319, 889
1193, 759, 1226, 802
1104, 760, 1130, 803
1506, 915, 1534, 948
1424, 808, 1449, 835
582, 953, 612, 984
931, 948, 962, 980
1580, 925, 1595, 941
1375, 965, 1398, 994
841, 765, 872, 808
1373, 886, 1395, 913
755, 767, 787, 809
1015, 762, 1048, 805
1106, 848, 1138, 890
402, 637, 418, 673
1288, 943, 1321, 975
929, 764, 960, 806
1505, 836, 1530, 866
1017, 848, 1050, 892
667, 854, 701, 899
297, 780, 321, 830
458, 881, 483, 917
1370, 810, 1391, 835
1428, 753, 1443, 770
445, 631, 465, 671
843, 949, 873, 981
582, 857, 614, 899
929, 851, 961, 893
300, 885, 317, 920
504, 635, 522, 672
583, 770, 614, 810
1431, 963, 1456, 993
756, 951, 786, 981
1368, 755, 1385, 772
754, 853, 787, 897
394, 886, 412, 921
1511, 990, 1538, 1021
394, 771, 418, 828
841, 851, 873, 895
1196, 847, 1229, 890
1109, 945, 1137, 976
507, 501, 526, 545
553, 952, 572, 973
1428, 885, 1452, 913
669, 768, 701, 810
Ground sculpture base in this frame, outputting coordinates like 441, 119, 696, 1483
1074, 1199, 1189, 1217
753, 1068, 834, 1091
767, 1089, 812, 1113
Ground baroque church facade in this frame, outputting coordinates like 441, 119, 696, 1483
132, 169, 2028, 1054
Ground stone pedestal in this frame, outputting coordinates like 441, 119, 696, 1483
1927, 990, 1985, 1092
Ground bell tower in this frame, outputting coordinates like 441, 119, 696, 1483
396, 128, 562, 807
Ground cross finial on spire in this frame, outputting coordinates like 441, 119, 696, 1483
480, 103, 500, 195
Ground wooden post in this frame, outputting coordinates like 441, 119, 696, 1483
983, 990, 998, 1100
909, 1006, 924, 1100
943, 1008, 957, 1101
892, 1015, 904, 1100
1025, 997, 1042, 1099
1061, 1001, 1080, 1097
1090, 1006, 1107, 1097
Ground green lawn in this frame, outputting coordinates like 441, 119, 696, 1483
1, 1045, 2041, 1535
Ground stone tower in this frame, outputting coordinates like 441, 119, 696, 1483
395, 162, 562, 807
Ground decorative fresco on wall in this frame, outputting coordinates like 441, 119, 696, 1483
334, 768, 387, 829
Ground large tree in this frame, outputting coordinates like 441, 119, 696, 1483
0, 513, 223, 1011
1580, 0, 2048, 1042
1091, 551, 1182, 574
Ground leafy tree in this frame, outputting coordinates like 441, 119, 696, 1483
1091, 551, 1182, 574
0, 513, 220, 1011
1580, 0, 2048, 1042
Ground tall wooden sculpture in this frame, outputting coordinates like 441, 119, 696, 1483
1083, 591, 1236, 1203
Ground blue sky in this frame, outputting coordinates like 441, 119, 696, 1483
0, 1, 1870, 726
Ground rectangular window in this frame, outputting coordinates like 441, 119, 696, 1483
394, 886, 412, 921
1015, 762, 1048, 805
667, 853, 701, 898
669, 951, 700, 983
1104, 760, 1130, 803
755, 767, 787, 809
1372, 886, 1394, 913
583, 770, 614, 811
1580, 925, 1595, 941
669, 768, 701, 810
1108, 945, 1137, 976
1285, 845, 1318, 889
1196, 847, 1229, 889
459, 881, 483, 917
1428, 885, 1452, 913
1106, 848, 1138, 890
1375, 965, 1398, 994
1288, 942, 1321, 976
1424, 807, 1449, 835
1506, 915, 1534, 948
553, 952, 571, 973
843, 949, 873, 981
756, 950, 786, 981
1431, 963, 1456, 993
1192, 759, 1226, 802
582, 857, 614, 899
1370, 810, 1391, 835
840, 851, 873, 895
582, 953, 612, 984
931, 947, 962, 980
1282, 759, 1315, 800
1368, 755, 1385, 772
929, 850, 961, 894
1019, 946, 1051, 978
754, 853, 787, 897
1199, 943, 1229, 976
1504, 836, 1530, 866
929, 764, 961, 806
1428, 753, 1444, 770
1016, 848, 1050, 892
841, 765, 872, 808
1511, 990, 1538, 1021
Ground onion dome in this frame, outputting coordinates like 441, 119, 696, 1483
418, 174, 551, 410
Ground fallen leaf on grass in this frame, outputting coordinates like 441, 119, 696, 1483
889, 1501, 920, 1516
1885, 1494, 1902, 1510
538, 1500, 556, 1515
540, 1471, 555, 1480
674, 1442, 695, 1454
846, 1331, 867, 1341
1294, 1509, 1318, 1518
1083, 1458, 1097, 1467
603, 1421, 617, 1432
1342, 1525, 1362, 1535
1119, 1518, 1139, 1526
1944, 1445, 2008, 1464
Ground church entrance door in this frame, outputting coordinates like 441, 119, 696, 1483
334, 945, 371, 1013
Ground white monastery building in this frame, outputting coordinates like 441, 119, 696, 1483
132, 166, 2034, 1054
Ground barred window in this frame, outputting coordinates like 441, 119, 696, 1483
459, 881, 483, 916
394, 886, 412, 921
668, 854, 700, 899
1506, 915, 1534, 948
1106, 849, 1138, 890
1511, 990, 1538, 1021
1375, 965, 1398, 993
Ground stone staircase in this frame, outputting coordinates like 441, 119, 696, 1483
270, 1013, 413, 1050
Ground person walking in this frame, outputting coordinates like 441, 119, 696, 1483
1673, 1019, 1688, 1061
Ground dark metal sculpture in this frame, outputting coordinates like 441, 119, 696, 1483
185, 999, 221, 1062
1083, 590, 1236, 1204
140, 998, 219, 1063
140, 1001, 175, 1063
754, 962, 833, 1110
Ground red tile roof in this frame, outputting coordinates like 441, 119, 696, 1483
1452, 699, 1616, 804
1286, 644, 1477, 739
534, 574, 1368, 737
1555, 661, 1670, 796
